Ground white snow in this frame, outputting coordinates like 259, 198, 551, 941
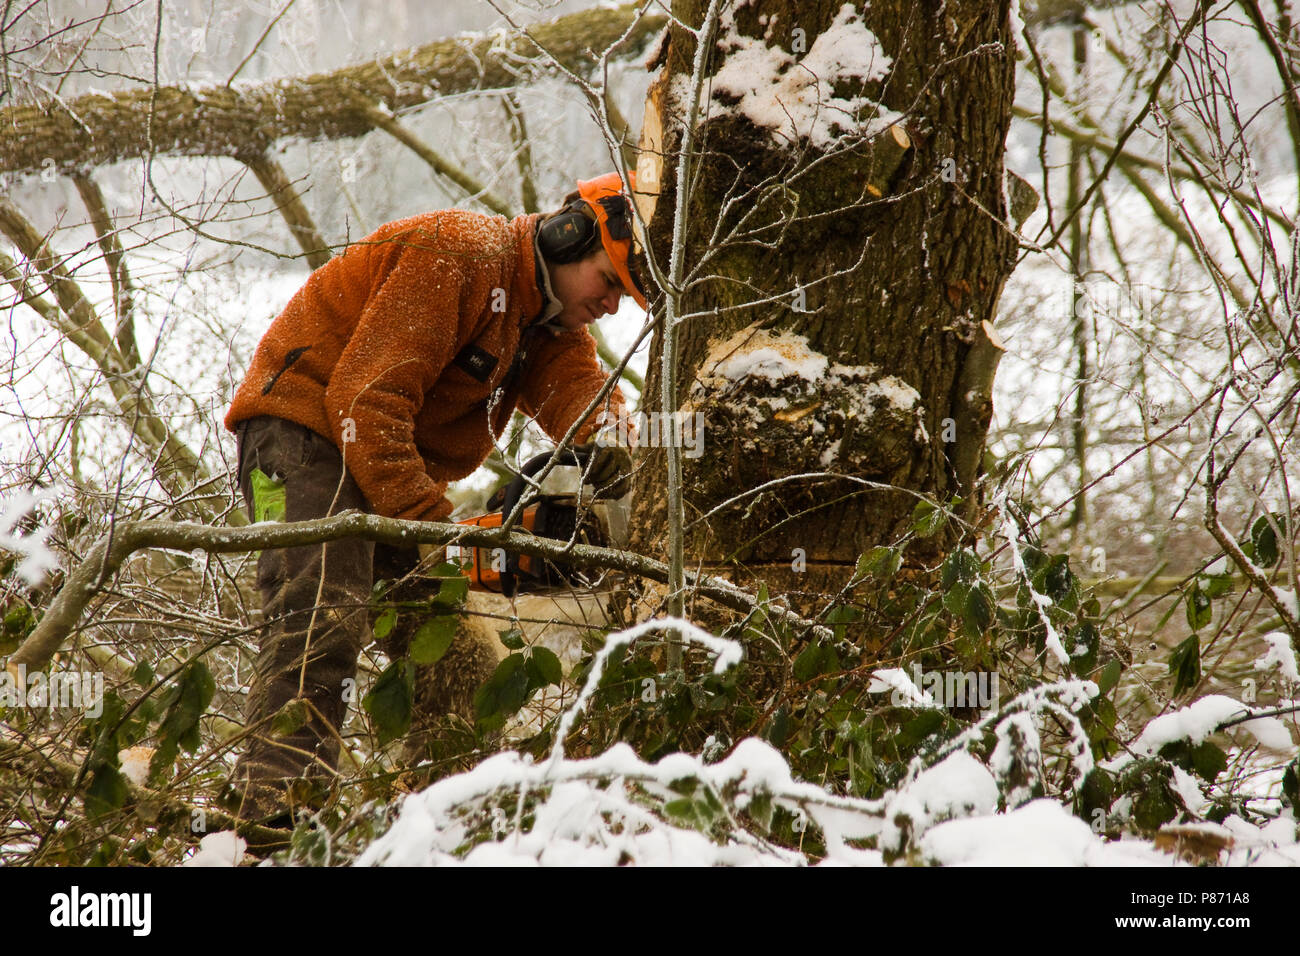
117, 746, 153, 788
183, 831, 247, 867
709, 329, 830, 383
1255, 631, 1300, 687
868, 667, 937, 708
693, 328, 923, 436
921, 799, 1173, 866
1128, 694, 1295, 756
0, 490, 58, 586
879, 750, 999, 855
709, 3, 899, 149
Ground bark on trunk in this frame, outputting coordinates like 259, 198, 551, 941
630, 0, 1018, 604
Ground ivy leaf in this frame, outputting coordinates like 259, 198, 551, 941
1094, 659, 1123, 696
941, 548, 981, 588
373, 607, 398, 640
151, 661, 215, 778
85, 765, 130, 819
912, 500, 946, 537
498, 627, 525, 651
857, 546, 902, 579
363, 660, 414, 745
1251, 515, 1281, 568
963, 582, 995, 639
1184, 581, 1212, 632
433, 574, 470, 607
530, 646, 563, 687
793, 642, 826, 682
1168, 634, 1201, 697
410, 615, 458, 664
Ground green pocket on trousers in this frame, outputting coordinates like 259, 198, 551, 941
250, 467, 286, 523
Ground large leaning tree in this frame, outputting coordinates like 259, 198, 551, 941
628, 0, 1022, 625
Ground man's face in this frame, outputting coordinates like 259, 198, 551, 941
549, 247, 624, 332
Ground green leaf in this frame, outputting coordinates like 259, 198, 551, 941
498, 627, 525, 651
1190, 741, 1228, 782
530, 646, 563, 687
1077, 768, 1113, 824
1168, 634, 1201, 697
1251, 515, 1281, 568
857, 546, 902, 579
474, 653, 529, 725
270, 698, 310, 738
942, 579, 970, 617
1035, 554, 1075, 602
747, 790, 775, 832
894, 709, 945, 749
1184, 580, 1212, 631
963, 582, 995, 639
1067, 618, 1099, 674
85, 766, 130, 819
766, 707, 791, 746
912, 500, 946, 537
410, 615, 458, 664
151, 661, 216, 777
1094, 659, 1123, 696
363, 660, 414, 745
1282, 757, 1299, 809
433, 574, 470, 607
1201, 570, 1233, 599
131, 660, 154, 688
793, 643, 825, 682
824, 604, 860, 641
941, 548, 981, 588
373, 607, 398, 640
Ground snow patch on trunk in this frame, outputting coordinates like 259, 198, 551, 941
709, 2, 899, 149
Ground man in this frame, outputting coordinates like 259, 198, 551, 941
224, 174, 644, 822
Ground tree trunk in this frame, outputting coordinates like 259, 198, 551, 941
630, 0, 1018, 608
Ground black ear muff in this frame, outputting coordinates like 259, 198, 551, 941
538, 203, 598, 264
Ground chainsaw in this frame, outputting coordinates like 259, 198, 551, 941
448, 448, 630, 596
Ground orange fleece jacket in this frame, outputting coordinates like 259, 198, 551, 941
225, 210, 625, 522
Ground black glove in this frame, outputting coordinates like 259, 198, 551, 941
577, 443, 633, 499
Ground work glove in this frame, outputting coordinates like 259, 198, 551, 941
577, 443, 633, 499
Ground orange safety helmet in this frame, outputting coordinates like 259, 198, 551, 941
539, 173, 647, 310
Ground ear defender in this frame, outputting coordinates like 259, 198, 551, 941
537, 202, 599, 264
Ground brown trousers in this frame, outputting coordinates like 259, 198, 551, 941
232, 416, 497, 820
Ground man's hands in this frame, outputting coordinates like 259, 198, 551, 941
577, 443, 633, 499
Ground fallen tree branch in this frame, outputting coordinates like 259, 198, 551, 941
0, 3, 665, 177
8, 511, 834, 673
